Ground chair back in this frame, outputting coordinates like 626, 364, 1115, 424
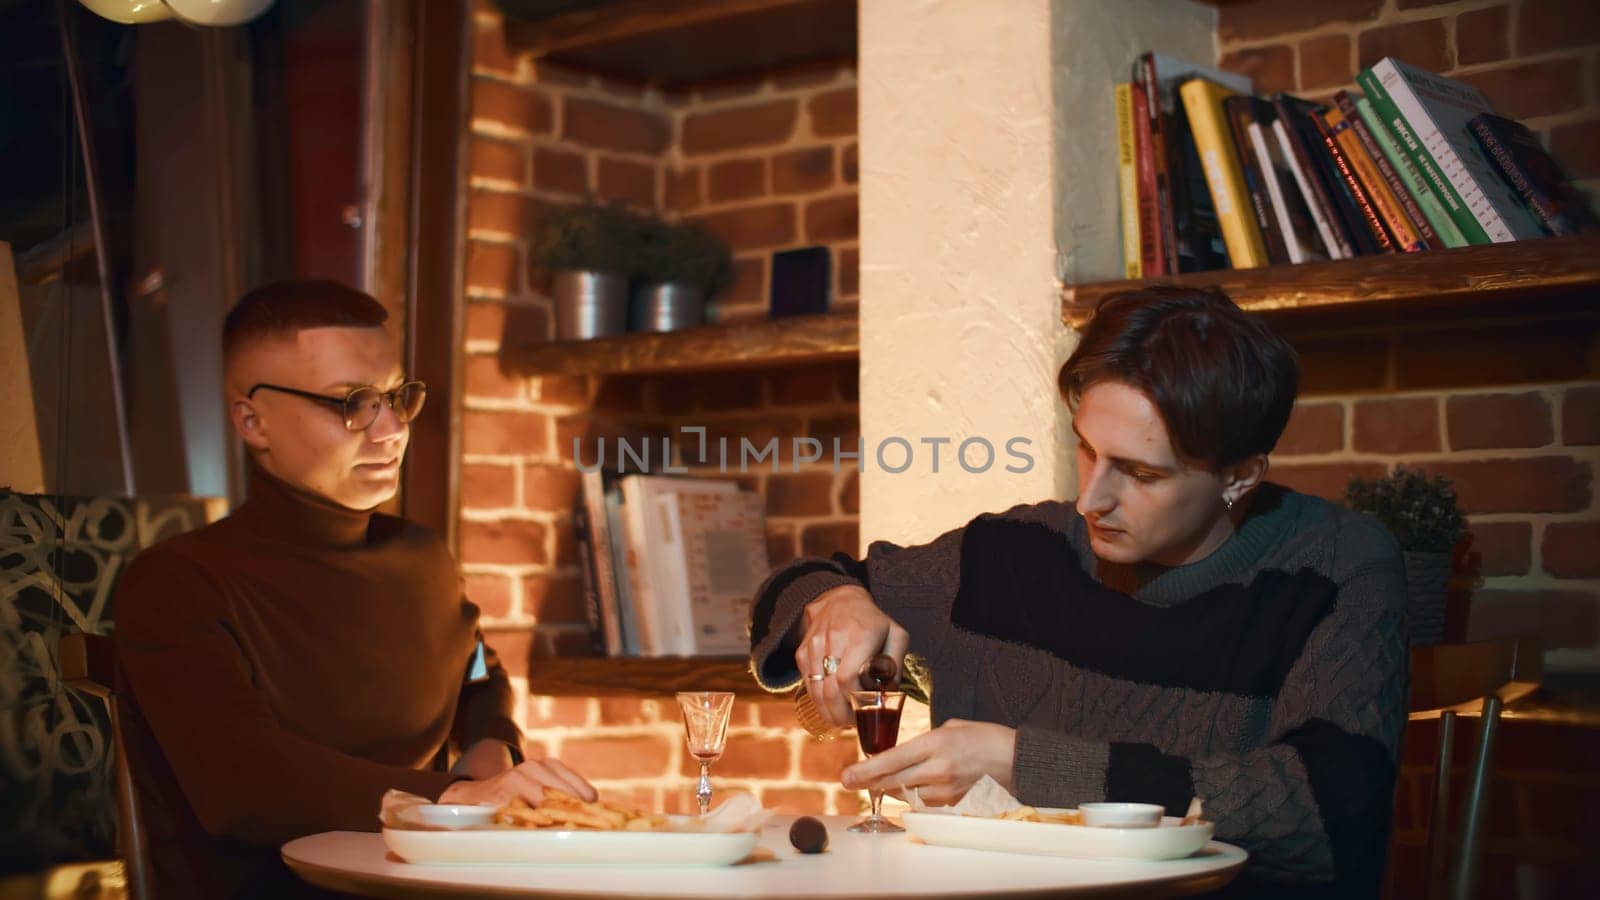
59, 632, 152, 900
1408, 634, 1543, 900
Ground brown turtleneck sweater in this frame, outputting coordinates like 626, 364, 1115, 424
114, 466, 520, 898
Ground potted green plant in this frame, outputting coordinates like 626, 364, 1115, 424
1345, 466, 1468, 645
530, 202, 643, 340
630, 220, 732, 333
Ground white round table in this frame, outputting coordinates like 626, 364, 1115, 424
281, 815, 1247, 899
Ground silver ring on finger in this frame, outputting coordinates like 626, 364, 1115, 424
822, 655, 840, 675
806, 673, 827, 682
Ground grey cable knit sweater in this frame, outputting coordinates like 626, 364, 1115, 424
750, 484, 1408, 897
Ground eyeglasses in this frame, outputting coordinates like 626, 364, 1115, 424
247, 381, 427, 432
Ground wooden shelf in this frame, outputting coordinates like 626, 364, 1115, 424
1062, 235, 1600, 329
499, 312, 857, 377
503, 0, 855, 88
528, 655, 773, 699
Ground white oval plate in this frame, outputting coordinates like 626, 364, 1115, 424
382, 828, 759, 867
902, 811, 1214, 861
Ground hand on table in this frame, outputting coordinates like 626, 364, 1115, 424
841, 719, 1017, 806
439, 757, 596, 807
450, 739, 516, 780
795, 585, 910, 727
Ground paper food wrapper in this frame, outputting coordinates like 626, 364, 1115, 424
379, 788, 770, 833
907, 776, 1207, 825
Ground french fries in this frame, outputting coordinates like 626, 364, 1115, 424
997, 806, 1086, 826
495, 789, 670, 832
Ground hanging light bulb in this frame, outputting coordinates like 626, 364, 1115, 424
75, 0, 276, 27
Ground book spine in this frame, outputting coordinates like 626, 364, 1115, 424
1137, 54, 1180, 274
1286, 97, 1380, 255
1469, 116, 1571, 236
1130, 81, 1166, 275
1115, 83, 1143, 278
1271, 105, 1354, 259
570, 500, 608, 655
1312, 108, 1395, 252
1361, 63, 1500, 243
618, 479, 662, 656
1247, 122, 1307, 263
1337, 91, 1437, 249
1224, 96, 1290, 264
1180, 79, 1269, 269
1357, 96, 1468, 247
580, 470, 625, 656
1324, 100, 1427, 251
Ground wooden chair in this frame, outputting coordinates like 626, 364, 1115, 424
1408, 634, 1542, 900
58, 632, 151, 900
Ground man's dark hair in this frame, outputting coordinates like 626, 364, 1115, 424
223, 279, 388, 363
1058, 285, 1299, 469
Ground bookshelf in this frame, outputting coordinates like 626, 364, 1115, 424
1062, 235, 1600, 328
529, 655, 770, 699
499, 311, 857, 377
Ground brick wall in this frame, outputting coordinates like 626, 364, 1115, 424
457, 2, 863, 815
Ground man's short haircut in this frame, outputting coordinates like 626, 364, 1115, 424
223, 279, 388, 364
1058, 285, 1299, 469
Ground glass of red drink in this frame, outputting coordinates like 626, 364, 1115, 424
846, 690, 906, 833
676, 691, 735, 816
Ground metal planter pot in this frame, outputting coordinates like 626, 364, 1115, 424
553, 270, 629, 340
630, 282, 705, 333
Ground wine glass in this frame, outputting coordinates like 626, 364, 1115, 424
846, 690, 906, 833
676, 691, 735, 816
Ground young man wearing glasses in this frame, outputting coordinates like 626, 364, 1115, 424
114, 280, 593, 899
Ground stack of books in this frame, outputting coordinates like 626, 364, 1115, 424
573, 470, 771, 657
1116, 54, 1598, 277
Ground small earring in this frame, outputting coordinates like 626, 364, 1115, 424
1224, 496, 1235, 511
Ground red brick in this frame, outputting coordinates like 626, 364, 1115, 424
471, 137, 527, 184
721, 256, 765, 307
472, 79, 553, 134
1276, 402, 1345, 456
834, 790, 865, 816
1456, 59, 1586, 122
561, 97, 669, 155
708, 158, 767, 203
840, 367, 858, 403
1294, 336, 1391, 394
1446, 392, 1554, 450
1352, 397, 1440, 454
703, 736, 790, 779
593, 376, 646, 413
1548, 121, 1600, 181
693, 76, 764, 104
524, 695, 592, 727
559, 735, 674, 780
766, 471, 837, 516
1299, 34, 1353, 91
462, 409, 549, 456
1357, 19, 1451, 75
1466, 521, 1533, 577
596, 697, 658, 725
689, 203, 797, 252
459, 520, 547, 566
1395, 322, 1597, 390
462, 303, 515, 348
1270, 462, 1389, 502
1218, 0, 1382, 42
839, 470, 859, 515
763, 788, 829, 815
1517, 0, 1600, 54
755, 699, 800, 728
772, 147, 834, 195
1455, 6, 1510, 67
533, 147, 588, 196
469, 190, 539, 236
466, 240, 519, 294
595, 73, 648, 100
483, 627, 533, 680
681, 100, 799, 156
473, 23, 518, 77
687, 419, 804, 467
841, 143, 858, 184
805, 195, 857, 242
1219, 45, 1295, 96
523, 573, 585, 624
766, 524, 798, 567
539, 626, 597, 657
770, 368, 837, 406
535, 375, 589, 406
523, 464, 579, 511
807, 88, 856, 138
500, 303, 552, 347
799, 736, 861, 781
596, 157, 656, 207
1466, 589, 1598, 649
774, 59, 842, 90
464, 355, 522, 400
838, 246, 858, 296
1565, 386, 1600, 445
1428, 457, 1592, 514
663, 167, 702, 212
653, 372, 764, 414
802, 521, 858, 557
811, 415, 861, 465
531, 60, 587, 88
555, 416, 667, 466
464, 573, 514, 620
460, 462, 518, 510
1544, 522, 1600, 578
